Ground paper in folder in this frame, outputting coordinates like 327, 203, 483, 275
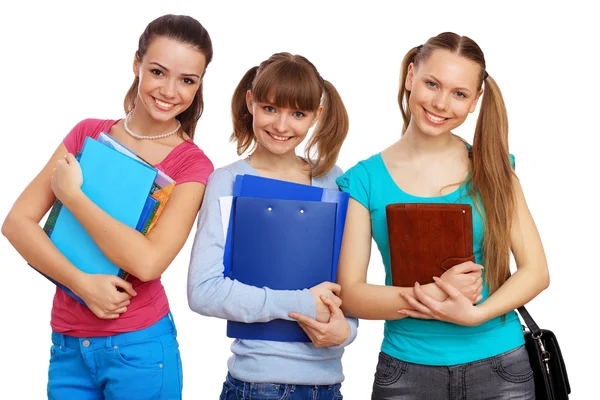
38, 136, 158, 305
223, 175, 349, 342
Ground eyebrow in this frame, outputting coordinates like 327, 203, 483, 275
150, 62, 201, 78
425, 74, 471, 93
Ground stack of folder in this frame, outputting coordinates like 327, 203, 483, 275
37, 133, 175, 305
221, 175, 349, 342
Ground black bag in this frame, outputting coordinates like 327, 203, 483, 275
517, 306, 571, 400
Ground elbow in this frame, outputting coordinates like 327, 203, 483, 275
187, 281, 218, 317
128, 257, 166, 283
1, 213, 16, 241
540, 267, 550, 291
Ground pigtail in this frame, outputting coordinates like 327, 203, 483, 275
398, 46, 421, 134
305, 80, 349, 178
469, 74, 515, 294
230, 66, 259, 155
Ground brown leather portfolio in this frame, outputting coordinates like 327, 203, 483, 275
386, 203, 475, 287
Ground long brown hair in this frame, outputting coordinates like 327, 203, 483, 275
398, 32, 515, 295
123, 14, 213, 140
230, 52, 349, 178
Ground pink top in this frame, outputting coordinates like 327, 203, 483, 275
50, 118, 214, 337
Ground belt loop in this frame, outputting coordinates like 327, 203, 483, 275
168, 311, 177, 334
59, 333, 65, 348
105, 335, 113, 349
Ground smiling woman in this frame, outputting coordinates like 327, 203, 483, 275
1, 14, 215, 400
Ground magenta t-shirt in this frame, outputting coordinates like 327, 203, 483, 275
50, 118, 214, 337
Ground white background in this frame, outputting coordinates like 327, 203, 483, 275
0, 1, 596, 398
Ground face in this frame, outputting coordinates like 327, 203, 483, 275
133, 36, 207, 123
246, 90, 322, 156
405, 49, 483, 137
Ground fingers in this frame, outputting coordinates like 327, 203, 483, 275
399, 288, 433, 316
325, 282, 342, 295
65, 153, 77, 164
320, 295, 344, 318
110, 276, 137, 297
289, 312, 321, 331
398, 309, 433, 320
452, 261, 484, 274
432, 277, 462, 299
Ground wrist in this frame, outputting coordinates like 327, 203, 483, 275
61, 188, 85, 209
68, 270, 89, 298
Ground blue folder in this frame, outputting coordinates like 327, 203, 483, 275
222, 174, 349, 341
223, 174, 349, 279
38, 137, 158, 304
227, 197, 337, 342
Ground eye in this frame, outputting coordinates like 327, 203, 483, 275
292, 111, 305, 118
150, 69, 163, 76
425, 81, 438, 88
455, 91, 467, 99
263, 106, 276, 113
183, 77, 196, 85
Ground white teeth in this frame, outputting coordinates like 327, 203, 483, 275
270, 133, 291, 141
155, 98, 174, 108
426, 110, 446, 122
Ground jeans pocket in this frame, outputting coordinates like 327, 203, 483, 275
113, 337, 164, 370
220, 379, 239, 400
49, 344, 59, 362
373, 352, 407, 387
493, 346, 534, 383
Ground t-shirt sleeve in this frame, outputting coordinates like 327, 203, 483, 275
509, 154, 516, 170
62, 118, 113, 154
175, 150, 215, 185
336, 161, 370, 209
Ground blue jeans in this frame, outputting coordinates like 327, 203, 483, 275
372, 346, 535, 399
48, 312, 183, 400
220, 373, 343, 399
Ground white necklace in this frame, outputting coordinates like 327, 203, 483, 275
124, 111, 181, 140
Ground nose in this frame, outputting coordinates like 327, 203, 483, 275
432, 91, 449, 111
160, 78, 177, 99
272, 113, 288, 133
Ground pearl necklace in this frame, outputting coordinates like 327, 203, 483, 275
123, 111, 181, 140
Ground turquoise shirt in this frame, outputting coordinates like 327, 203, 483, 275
336, 153, 524, 366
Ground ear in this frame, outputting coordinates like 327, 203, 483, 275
469, 89, 484, 113
405, 63, 415, 91
245, 90, 254, 115
311, 105, 323, 128
133, 52, 140, 77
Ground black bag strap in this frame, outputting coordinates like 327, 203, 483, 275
517, 306, 542, 337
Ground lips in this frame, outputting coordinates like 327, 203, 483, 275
153, 97, 175, 110
267, 131, 292, 142
423, 108, 449, 124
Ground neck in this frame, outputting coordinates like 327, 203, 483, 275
127, 108, 180, 138
400, 121, 457, 155
248, 145, 305, 173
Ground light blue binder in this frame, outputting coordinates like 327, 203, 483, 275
38, 137, 158, 305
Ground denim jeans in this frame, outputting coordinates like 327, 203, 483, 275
220, 373, 343, 399
372, 346, 535, 399
47, 312, 183, 400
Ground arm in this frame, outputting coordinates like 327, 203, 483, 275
400, 177, 550, 325
187, 168, 338, 323
2, 143, 135, 318
52, 152, 205, 282
338, 199, 454, 320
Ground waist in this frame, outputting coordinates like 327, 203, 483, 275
225, 373, 341, 396
229, 339, 345, 385
50, 278, 169, 337
382, 311, 525, 366
52, 312, 176, 349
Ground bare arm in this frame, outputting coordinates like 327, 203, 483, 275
2, 143, 135, 318
52, 150, 205, 282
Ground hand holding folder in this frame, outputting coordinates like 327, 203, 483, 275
386, 203, 475, 287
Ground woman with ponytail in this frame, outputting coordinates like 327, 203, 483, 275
337, 32, 549, 399
188, 52, 356, 399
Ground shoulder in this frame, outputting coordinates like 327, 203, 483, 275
63, 118, 118, 153
167, 141, 214, 185
337, 154, 381, 186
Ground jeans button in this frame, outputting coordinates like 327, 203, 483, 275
82, 340, 90, 348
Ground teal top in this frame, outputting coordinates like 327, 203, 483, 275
336, 153, 524, 366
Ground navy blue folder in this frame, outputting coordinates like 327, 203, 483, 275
223, 175, 349, 279
227, 197, 337, 342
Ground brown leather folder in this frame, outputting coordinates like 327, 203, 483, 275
386, 203, 475, 287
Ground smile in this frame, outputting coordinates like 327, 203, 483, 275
424, 109, 449, 124
267, 131, 292, 142
154, 97, 175, 109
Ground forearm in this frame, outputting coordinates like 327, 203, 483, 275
2, 215, 86, 294
63, 191, 157, 279
477, 265, 549, 323
341, 282, 445, 320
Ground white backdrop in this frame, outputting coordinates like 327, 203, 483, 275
0, 1, 596, 399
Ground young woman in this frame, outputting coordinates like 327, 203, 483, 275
2, 14, 214, 400
188, 52, 357, 400
336, 32, 549, 399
